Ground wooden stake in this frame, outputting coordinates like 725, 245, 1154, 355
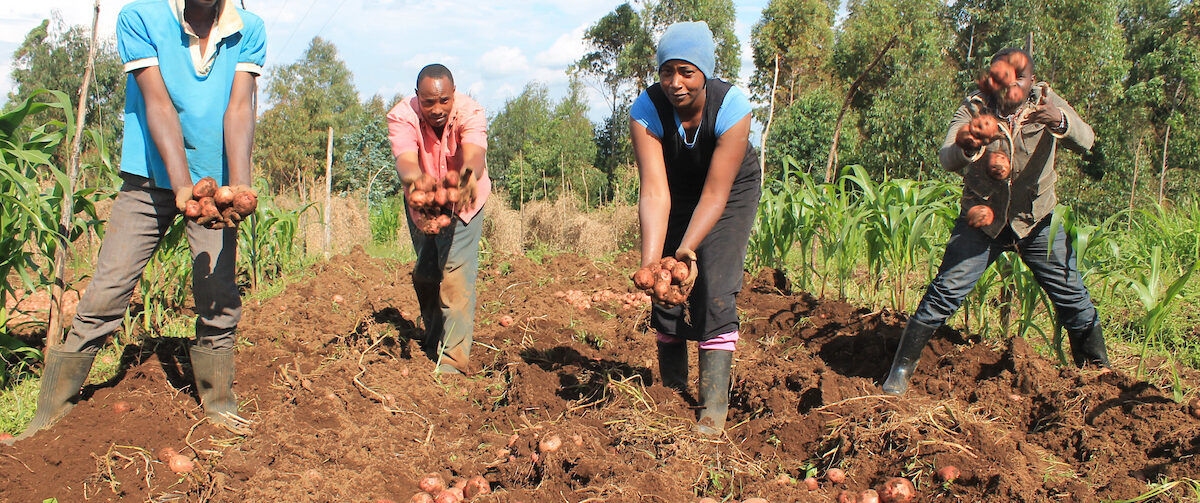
826, 35, 897, 182
1129, 136, 1143, 230
47, 0, 100, 347
323, 126, 333, 259
760, 54, 780, 185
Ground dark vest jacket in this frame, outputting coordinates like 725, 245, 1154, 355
647, 78, 760, 210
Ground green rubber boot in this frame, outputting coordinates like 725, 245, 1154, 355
8, 348, 95, 444
189, 346, 246, 432
694, 348, 733, 436
881, 319, 937, 396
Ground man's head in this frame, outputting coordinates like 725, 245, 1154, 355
415, 64, 455, 129
991, 48, 1034, 110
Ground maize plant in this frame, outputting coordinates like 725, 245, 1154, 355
134, 218, 194, 338
1123, 247, 1198, 401
845, 165, 958, 310
1, 90, 112, 377
238, 198, 314, 289
747, 157, 820, 290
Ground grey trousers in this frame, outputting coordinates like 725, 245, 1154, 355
62, 174, 241, 353
405, 206, 484, 373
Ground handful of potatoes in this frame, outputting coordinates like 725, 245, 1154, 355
407, 171, 468, 235
183, 177, 257, 229
631, 256, 697, 307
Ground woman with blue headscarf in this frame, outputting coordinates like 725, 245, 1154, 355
629, 21, 761, 435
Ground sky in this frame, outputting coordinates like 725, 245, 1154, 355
0, 0, 776, 122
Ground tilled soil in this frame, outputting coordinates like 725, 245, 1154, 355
2, 247, 1198, 502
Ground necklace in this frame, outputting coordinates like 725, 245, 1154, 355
682, 115, 702, 148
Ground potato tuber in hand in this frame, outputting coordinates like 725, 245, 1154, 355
183, 181, 257, 229
967, 204, 994, 228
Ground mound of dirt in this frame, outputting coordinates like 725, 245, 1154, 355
2, 248, 1197, 502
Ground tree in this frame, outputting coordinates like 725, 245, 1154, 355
641, 0, 743, 81
256, 37, 362, 193
338, 95, 400, 203
749, 0, 836, 105
488, 81, 598, 206
833, 0, 959, 178
6, 13, 124, 183
1121, 0, 1199, 207
763, 84, 860, 177
574, 3, 653, 200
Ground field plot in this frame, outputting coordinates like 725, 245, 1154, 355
2, 248, 1198, 502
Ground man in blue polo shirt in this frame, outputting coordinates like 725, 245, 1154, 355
8, 0, 265, 443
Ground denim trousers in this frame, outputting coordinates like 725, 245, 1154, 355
405, 206, 484, 372
911, 214, 1097, 332
62, 174, 241, 353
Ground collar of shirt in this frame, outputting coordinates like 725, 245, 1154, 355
169, 0, 244, 77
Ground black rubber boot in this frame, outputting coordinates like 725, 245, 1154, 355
694, 348, 733, 435
1068, 318, 1110, 368
881, 319, 937, 396
189, 346, 242, 429
8, 348, 95, 443
657, 342, 688, 390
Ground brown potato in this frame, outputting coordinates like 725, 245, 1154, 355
632, 267, 655, 290
988, 59, 1016, 88
1005, 51, 1030, 75
434, 187, 448, 207
985, 151, 1010, 180
671, 262, 689, 283
192, 177, 218, 199
184, 199, 202, 219
232, 191, 257, 217
878, 477, 915, 503
214, 185, 235, 207
444, 170, 460, 188
967, 205, 994, 228
463, 476, 490, 498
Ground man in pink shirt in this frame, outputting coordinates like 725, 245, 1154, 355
387, 64, 490, 374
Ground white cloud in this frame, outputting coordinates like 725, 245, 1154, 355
536, 24, 588, 67
478, 46, 530, 78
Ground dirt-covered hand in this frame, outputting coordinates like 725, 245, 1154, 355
1026, 102, 1063, 127
457, 167, 478, 212
674, 247, 698, 290
174, 187, 193, 213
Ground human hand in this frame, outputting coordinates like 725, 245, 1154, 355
673, 247, 698, 290
457, 168, 478, 212
1026, 101, 1063, 127
174, 187, 193, 213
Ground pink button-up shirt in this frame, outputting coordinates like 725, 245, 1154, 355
386, 91, 491, 223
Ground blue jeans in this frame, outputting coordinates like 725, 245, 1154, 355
911, 214, 1097, 332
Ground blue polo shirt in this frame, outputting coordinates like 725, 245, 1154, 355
116, 0, 266, 188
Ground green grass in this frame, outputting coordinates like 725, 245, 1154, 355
0, 375, 38, 435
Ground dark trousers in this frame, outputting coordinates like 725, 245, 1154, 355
652, 184, 761, 341
911, 214, 1097, 332
62, 174, 241, 353
405, 206, 484, 371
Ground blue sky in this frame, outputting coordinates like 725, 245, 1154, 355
1, 0, 776, 122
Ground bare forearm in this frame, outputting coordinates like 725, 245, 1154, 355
639, 194, 670, 266
679, 193, 727, 252
145, 100, 192, 191
224, 103, 254, 186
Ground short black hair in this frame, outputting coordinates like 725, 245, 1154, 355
416, 64, 454, 88
991, 48, 1034, 75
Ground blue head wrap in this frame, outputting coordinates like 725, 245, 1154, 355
656, 21, 715, 80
